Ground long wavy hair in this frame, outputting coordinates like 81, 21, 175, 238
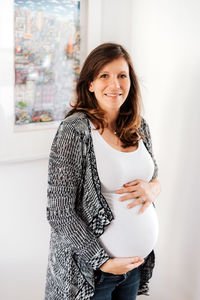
66, 43, 143, 148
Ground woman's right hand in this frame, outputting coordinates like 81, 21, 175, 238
100, 256, 144, 275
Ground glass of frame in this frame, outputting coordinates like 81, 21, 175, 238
14, 0, 80, 127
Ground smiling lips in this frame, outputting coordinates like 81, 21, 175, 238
105, 92, 122, 97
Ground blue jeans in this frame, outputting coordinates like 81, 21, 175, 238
91, 267, 141, 300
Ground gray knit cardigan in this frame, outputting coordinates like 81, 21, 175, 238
45, 112, 158, 300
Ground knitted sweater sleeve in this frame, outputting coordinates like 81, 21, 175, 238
46, 121, 110, 270
140, 118, 158, 179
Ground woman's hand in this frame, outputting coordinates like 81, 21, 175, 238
116, 179, 161, 214
100, 257, 144, 275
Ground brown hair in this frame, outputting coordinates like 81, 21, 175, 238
66, 42, 142, 148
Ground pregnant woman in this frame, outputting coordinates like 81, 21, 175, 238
45, 43, 161, 300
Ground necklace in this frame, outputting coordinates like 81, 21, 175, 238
108, 124, 117, 135
110, 127, 117, 135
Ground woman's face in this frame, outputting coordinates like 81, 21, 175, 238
89, 57, 131, 114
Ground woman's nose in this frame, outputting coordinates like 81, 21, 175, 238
109, 76, 120, 88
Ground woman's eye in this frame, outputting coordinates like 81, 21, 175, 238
100, 74, 108, 78
120, 74, 127, 78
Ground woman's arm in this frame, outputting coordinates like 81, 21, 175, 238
47, 120, 109, 269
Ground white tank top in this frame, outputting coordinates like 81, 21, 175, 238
90, 121, 159, 258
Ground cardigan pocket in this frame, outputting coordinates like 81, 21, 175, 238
49, 241, 85, 297
73, 252, 96, 289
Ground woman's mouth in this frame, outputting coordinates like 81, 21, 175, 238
105, 93, 122, 97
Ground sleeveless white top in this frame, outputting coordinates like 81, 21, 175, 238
90, 121, 159, 258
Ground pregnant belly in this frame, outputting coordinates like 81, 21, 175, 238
98, 195, 159, 258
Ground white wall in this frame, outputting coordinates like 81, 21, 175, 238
130, 1, 200, 300
1, 1, 200, 299
0, 159, 50, 300
101, 0, 133, 53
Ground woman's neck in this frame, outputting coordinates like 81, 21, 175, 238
105, 110, 119, 129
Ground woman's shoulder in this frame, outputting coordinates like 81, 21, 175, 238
139, 116, 150, 134
58, 111, 90, 137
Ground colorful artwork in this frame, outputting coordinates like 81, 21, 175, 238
14, 0, 80, 125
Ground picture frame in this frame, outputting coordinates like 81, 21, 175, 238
0, 0, 101, 164
14, 0, 81, 128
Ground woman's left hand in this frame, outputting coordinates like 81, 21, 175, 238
116, 179, 161, 214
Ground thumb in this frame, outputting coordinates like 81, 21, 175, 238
132, 256, 142, 262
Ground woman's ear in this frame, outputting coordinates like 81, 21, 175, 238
89, 82, 94, 92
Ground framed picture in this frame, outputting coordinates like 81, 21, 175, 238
0, 0, 101, 164
14, 0, 80, 128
